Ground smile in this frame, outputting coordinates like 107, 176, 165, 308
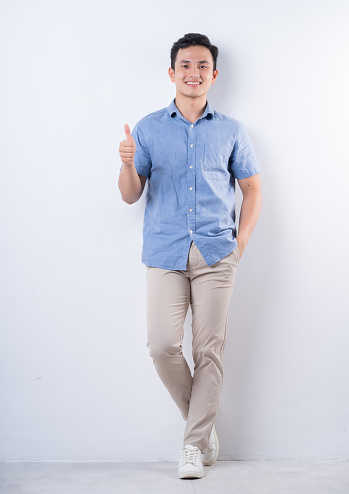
185, 82, 202, 86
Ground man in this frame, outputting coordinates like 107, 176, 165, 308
118, 33, 262, 479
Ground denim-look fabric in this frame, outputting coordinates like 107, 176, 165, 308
120, 99, 261, 270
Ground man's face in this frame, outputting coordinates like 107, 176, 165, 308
168, 45, 218, 99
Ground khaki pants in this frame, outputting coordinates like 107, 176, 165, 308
146, 241, 240, 453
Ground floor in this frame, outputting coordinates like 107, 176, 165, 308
0, 460, 348, 494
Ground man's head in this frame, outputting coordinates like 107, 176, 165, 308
170, 33, 219, 72
168, 34, 219, 100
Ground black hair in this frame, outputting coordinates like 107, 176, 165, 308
170, 33, 219, 72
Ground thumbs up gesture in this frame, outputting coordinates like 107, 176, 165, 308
119, 124, 136, 166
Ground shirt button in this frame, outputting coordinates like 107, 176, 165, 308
191, 124, 194, 128
190, 144, 194, 148
189, 209, 192, 212
189, 187, 193, 191
189, 165, 193, 169
190, 230, 193, 234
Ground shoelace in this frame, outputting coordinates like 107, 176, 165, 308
181, 447, 200, 465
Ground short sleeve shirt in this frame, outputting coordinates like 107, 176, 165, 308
120, 99, 261, 270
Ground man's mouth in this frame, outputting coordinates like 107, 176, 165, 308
185, 81, 202, 86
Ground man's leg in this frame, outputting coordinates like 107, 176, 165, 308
146, 265, 192, 420
183, 242, 240, 453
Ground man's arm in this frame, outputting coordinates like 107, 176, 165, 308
118, 124, 147, 204
236, 173, 262, 257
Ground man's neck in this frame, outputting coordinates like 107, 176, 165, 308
174, 94, 207, 123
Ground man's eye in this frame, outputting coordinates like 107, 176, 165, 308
200, 65, 208, 69
182, 65, 189, 68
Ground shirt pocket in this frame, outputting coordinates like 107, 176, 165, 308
202, 143, 231, 181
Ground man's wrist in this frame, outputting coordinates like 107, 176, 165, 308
236, 232, 249, 244
236, 232, 249, 256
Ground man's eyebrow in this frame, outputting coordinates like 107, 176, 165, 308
178, 60, 211, 64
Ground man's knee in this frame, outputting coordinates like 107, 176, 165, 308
192, 347, 224, 375
146, 338, 183, 359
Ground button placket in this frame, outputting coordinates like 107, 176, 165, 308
187, 123, 196, 234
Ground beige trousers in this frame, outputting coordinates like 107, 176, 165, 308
145, 241, 240, 453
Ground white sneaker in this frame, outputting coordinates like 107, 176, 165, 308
202, 423, 219, 466
178, 444, 205, 479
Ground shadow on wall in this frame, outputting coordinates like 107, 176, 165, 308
208, 47, 237, 113
207, 47, 280, 459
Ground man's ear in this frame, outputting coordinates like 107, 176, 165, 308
168, 67, 175, 83
211, 69, 219, 85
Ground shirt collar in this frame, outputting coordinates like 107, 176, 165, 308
167, 99, 214, 121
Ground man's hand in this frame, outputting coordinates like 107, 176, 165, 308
119, 124, 136, 165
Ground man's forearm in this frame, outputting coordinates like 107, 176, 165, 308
236, 177, 262, 255
118, 163, 144, 204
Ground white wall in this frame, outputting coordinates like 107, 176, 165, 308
0, 0, 348, 461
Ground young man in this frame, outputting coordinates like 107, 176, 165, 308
118, 33, 262, 479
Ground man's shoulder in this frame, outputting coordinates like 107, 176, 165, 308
212, 109, 243, 128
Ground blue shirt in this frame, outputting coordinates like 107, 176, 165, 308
120, 99, 261, 270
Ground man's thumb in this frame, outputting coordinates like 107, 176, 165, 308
124, 124, 133, 141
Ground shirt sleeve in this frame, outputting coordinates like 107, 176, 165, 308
229, 122, 261, 179
119, 121, 152, 177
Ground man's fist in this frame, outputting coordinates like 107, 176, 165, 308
119, 124, 136, 165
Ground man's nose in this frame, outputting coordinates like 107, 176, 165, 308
189, 67, 200, 78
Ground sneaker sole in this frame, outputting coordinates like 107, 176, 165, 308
178, 469, 205, 479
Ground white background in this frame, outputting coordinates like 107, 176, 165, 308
0, 0, 348, 461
